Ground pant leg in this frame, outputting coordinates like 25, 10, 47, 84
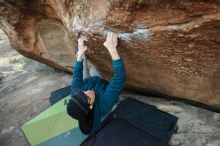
75, 52, 90, 80
89, 67, 102, 78
82, 54, 90, 80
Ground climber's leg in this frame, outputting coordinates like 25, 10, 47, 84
82, 54, 90, 80
90, 66, 102, 78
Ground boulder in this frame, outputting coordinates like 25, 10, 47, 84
0, 0, 220, 110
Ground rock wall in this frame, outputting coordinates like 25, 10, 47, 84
0, 0, 220, 109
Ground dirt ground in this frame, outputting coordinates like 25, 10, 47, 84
0, 29, 220, 146
0, 30, 73, 146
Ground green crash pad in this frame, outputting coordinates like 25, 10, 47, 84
21, 96, 78, 146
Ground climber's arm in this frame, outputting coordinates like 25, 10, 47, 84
71, 37, 87, 96
100, 32, 126, 115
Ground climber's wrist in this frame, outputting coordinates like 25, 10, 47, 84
109, 50, 120, 60
76, 52, 84, 62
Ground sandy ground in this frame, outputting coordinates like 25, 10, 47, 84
0, 29, 220, 146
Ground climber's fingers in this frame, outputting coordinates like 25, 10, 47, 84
78, 36, 87, 44
106, 32, 110, 41
112, 32, 117, 42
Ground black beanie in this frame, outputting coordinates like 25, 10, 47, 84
67, 88, 94, 134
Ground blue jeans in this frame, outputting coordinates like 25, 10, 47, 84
82, 54, 102, 79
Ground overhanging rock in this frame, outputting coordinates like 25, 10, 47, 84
0, 0, 220, 109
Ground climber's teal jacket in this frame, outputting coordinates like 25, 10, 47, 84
71, 59, 125, 133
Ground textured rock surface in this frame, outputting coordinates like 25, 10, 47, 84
0, 0, 220, 109
0, 30, 220, 146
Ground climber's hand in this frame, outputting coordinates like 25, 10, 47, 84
77, 37, 87, 62
104, 32, 120, 60
78, 37, 87, 56
104, 32, 118, 53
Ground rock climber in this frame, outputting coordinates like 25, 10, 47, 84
67, 31, 126, 145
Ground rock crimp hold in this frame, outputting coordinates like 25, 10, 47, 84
0, 0, 220, 110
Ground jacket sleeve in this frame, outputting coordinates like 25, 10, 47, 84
100, 59, 126, 116
71, 61, 83, 97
